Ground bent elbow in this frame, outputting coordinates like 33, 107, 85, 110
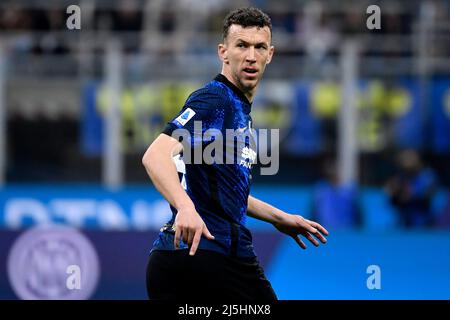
141, 153, 148, 168
142, 145, 156, 169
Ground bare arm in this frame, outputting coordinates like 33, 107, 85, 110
247, 195, 288, 225
142, 133, 214, 255
142, 134, 191, 210
247, 195, 329, 249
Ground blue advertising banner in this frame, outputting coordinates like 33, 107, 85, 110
0, 229, 283, 299
0, 185, 172, 231
0, 185, 314, 231
0, 186, 449, 299
1, 186, 447, 230
269, 231, 450, 299
2, 228, 450, 300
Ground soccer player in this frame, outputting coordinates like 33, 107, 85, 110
142, 7, 329, 301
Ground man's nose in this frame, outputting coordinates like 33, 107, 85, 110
246, 47, 256, 62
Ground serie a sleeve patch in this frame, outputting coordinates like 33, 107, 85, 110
173, 108, 196, 127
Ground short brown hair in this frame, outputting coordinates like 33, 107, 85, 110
222, 7, 272, 40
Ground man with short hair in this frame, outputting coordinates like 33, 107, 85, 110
142, 7, 328, 300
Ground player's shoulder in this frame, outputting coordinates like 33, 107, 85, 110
186, 80, 230, 105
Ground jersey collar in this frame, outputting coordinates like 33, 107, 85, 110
214, 74, 252, 107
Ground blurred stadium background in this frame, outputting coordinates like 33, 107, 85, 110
1, 0, 450, 300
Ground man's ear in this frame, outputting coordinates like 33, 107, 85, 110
218, 43, 228, 64
266, 45, 275, 64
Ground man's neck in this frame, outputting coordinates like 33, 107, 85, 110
243, 90, 255, 103
220, 71, 255, 103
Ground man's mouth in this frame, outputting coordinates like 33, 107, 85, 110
243, 68, 258, 76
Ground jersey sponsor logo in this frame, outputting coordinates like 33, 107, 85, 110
173, 108, 196, 127
240, 146, 257, 169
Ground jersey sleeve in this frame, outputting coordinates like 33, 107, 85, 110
162, 87, 227, 139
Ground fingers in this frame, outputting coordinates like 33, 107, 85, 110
189, 224, 215, 256
304, 232, 319, 247
173, 213, 214, 255
307, 226, 318, 234
174, 226, 181, 250
295, 217, 329, 248
202, 224, 215, 240
297, 218, 317, 234
182, 228, 189, 245
189, 230, 202, 256
190, 224, 215, 256
293, 235, 307, 249
313, 231, 328, 244
187, 228, 195, 248
306, 219, 329, 236
303, 219, 329, 244
175, 223, 214, 256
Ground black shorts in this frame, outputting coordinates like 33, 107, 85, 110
146, 249, 278, 301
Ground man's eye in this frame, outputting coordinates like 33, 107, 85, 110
237, 43, 245, 48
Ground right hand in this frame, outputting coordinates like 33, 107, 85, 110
173, 205, 215, 256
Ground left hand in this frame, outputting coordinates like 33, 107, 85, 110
273, 214, 329, 249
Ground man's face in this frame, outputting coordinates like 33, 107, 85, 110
219, 24, 274, 95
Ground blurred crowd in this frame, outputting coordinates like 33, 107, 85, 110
1, 0, 450, 58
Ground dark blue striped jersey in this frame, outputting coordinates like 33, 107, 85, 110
151, 74, 257, 257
